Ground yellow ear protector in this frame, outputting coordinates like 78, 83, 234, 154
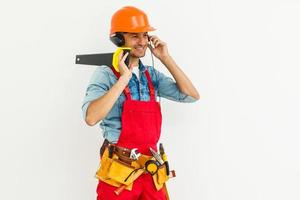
110, 32, 126, 47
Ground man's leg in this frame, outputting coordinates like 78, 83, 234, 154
96, 179, 142, 200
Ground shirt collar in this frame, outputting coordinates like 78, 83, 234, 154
138, 60, 146, 72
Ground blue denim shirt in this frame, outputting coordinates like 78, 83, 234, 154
82, 61, 197, 143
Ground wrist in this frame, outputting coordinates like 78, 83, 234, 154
159, 54, 172, 64
118, 75, 130, 85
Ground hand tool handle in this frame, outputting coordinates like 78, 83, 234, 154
114, 185, 126, 196
165, 161, 170, 176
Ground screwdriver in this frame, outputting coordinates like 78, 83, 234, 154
159, 143, 170, 176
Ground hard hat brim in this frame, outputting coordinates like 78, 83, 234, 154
110, 26, 156, 36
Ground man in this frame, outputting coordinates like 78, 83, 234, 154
82, 6, 199, 200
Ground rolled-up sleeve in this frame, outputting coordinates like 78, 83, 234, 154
152, 67, 197, 103
82, 67, 110, 120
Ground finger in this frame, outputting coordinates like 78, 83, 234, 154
152, 38, 159, 45
149, 36, 159, 45
118, 50, 124, 61
120, 52, 129, 63
148, 43, 154, 52
149, 35, 158, 41
154, 39, 163, 47
154, 40, 164, 48
154, 41, 161, 48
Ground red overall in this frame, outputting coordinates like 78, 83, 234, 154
96, 68, 167, 200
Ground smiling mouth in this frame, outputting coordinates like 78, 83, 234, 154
134, 46, 146, 51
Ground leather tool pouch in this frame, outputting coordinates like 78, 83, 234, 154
95, 148, 141, 190
107, 159, 135, 185
96, 147, 172, 191
95, 149, 114, 180
153, 163, 170, 190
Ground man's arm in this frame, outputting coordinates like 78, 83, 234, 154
148, 35, 200, 100
85, 52, 132, 126
85, 76, 129, 126
159, 55, 200, 100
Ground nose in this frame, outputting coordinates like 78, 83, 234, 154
137, 36, 148, 46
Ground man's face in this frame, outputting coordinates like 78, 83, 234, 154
123, 32, 149, 58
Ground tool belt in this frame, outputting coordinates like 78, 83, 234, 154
95, 139, 174, 192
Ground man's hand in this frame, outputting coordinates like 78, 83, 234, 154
148, 35, 170, 61
118, 51, 133, 81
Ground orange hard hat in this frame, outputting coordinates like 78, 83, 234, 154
110, 6, 155, 36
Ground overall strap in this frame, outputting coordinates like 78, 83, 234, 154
144, 70, 156, 102
110, 66, 132, 100
111, 66, 156, 101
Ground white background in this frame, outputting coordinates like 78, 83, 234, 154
1, 0, 300, 199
